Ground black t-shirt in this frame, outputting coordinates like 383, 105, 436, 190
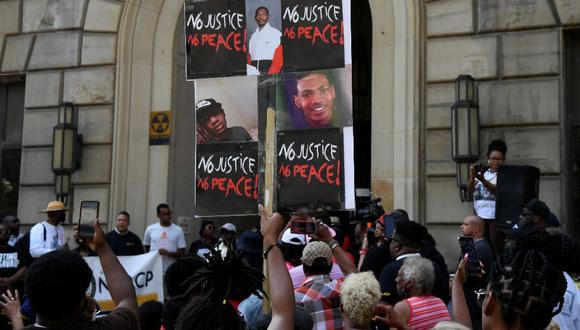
0, 245, 22, 279
23, 307, 138, 330
189, 238, 218, 258
360, 244, 392, 280
105, 231, 144, 256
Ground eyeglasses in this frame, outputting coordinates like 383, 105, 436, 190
474, 288, 490, 307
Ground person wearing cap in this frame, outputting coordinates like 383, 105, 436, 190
294, 223, 357, 330
236, 228, 262, 271
195, 98, 253, 144
519, 198, 558, 229
2, 215, 23, 247
30, 201, 71, 258
215, 223, 237, 259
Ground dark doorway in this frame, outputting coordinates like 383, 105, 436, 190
352, 1, 372, 189
565, 30, 580, 240
0, 80, 25, 216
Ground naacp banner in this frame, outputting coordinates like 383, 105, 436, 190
84, 251, 164, 310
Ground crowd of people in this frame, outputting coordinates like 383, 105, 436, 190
0, 141, 578, 330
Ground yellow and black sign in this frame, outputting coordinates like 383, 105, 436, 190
149, 111, 172, 145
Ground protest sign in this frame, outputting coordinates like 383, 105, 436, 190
184, 0, 247, 79
196, 142, 259, 216
281, 0, 346, 72
84, 252, 164, 311
276, 128, 344, 210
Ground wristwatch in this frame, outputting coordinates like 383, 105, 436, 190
328, 239, 340, 251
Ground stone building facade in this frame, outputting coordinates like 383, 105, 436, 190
0, 0, 577, 268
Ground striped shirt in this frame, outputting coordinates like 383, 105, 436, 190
406, 296, 451, 330
295, 274, 344, 330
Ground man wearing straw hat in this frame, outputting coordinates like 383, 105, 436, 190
30, 201, 71, 258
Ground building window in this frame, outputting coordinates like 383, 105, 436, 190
0, 81, 25, 216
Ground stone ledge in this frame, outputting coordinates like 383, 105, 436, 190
427, 0, 474, 37
1, 35, 34, 72
63, 66, 115, 104
501, 29, 560, 77
84, 0, 123, 32
24, 70, 62, 108
479, 78, 560, 126
477, 0, 557, 32
23, 0, 86, 33
427, 35, 498, 82
28, 31, 81, 70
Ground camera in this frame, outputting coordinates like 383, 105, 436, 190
473, 163, 484, 175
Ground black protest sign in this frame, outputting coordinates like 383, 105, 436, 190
276, 128, 344, 211
184, 0, 247, 79
196, 142, 258, 216
281, 0, 345, 72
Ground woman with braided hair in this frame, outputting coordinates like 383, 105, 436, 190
175, 205, 294, 330
452, 226, 580, 330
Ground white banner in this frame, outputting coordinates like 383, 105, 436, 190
84, 251, 164, 310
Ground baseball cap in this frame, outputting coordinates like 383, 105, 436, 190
301, 241, 332, 267
237, 229, 262, 254
523, 198, 550, 222
281, 228, 308, 246
547, 212, 560, 227
221, 223, 237, 232
195, 98, 221, 118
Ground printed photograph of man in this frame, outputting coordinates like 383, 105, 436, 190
195, 75, 258, 143
246, 1, 283, 75
276, 68, 353, 130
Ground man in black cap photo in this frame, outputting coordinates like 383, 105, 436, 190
195, 98, 253, 144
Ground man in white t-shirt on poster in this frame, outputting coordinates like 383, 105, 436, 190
247, 6, 283, 75
143, 203, 186, 271
30, 201, 71, 258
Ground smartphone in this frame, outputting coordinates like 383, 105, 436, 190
290, 212, 316, 234
458, 236, 482, 275
79, 201, 100, 237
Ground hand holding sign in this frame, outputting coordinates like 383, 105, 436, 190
259, 204, 285, 245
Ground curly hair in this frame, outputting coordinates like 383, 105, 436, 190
489, 227, 579, 329
25, 250, 93, 319
486, 139, 507, 157
399, 257, 435, 295
340, 272, 381, 329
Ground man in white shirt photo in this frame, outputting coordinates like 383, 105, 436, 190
247, 6, 283, 75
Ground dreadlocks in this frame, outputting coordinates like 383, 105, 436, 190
490, 227, 580, 330
176, 247, 265, 330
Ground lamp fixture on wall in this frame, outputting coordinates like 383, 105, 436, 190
51, 102, 82, 204
451, 75, 480, 202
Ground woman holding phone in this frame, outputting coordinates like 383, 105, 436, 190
467, 139, 507, 257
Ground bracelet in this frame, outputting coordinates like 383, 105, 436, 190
328, 239, 340, 251
263, 243, 281, 260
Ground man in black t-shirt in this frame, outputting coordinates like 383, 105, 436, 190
0, 223, 25, 295
106, 211, 144, 256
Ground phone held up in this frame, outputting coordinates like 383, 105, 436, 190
458, 236, 482, 276
79, 201, 100, 238
290, 211, 316, 235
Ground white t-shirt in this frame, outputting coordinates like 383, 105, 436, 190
553, 272, 580, 330
248, 23, 281, 61
29, 221, 65, 258
473, 169, 497, 220
143, 222, 186, 271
